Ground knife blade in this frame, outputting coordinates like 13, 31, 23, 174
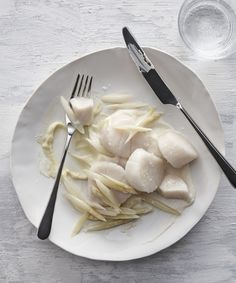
122, 26, 236, 188
122, 26, 178, 106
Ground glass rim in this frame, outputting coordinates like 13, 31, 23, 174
178, 0, 236, 59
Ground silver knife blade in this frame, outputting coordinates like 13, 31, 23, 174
122, 27, 178, 106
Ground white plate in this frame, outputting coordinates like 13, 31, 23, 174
11, 47, 224, 261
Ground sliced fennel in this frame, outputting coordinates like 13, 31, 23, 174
101, 94, 133, 104
140, 193, 181, 216
65, 192, 106, 221
86, 219, 133, 232
125, 108, 162, 143
114, 125, 152, 133
95, 179, 120, 208
100, 173, 137, 194
71, 213, 88, 236
106, 102, 148, 110
62, 177, 105, 210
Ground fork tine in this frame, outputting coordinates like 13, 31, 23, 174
82, 75, 89, 97
70, 74, 80, 99
77, 74, 84, 97
87, 76, 93, 97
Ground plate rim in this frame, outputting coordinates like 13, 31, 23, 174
10, 46, 224, 261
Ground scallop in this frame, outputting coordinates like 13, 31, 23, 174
89, 161, 130, 205
159, 174, 190, 201
100, 110, 135, 158
158, 131, 198, 168
131, 131, 162, 157
70, 97, 94, 126
60, 96, 77, 123
125, 148, 164, 193
60, 96, 84, 133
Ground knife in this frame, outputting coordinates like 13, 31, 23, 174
122, 26, 236, 188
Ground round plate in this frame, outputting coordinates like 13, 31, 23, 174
11, 47, 224, 261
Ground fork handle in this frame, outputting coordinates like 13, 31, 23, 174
37, 134, 73, 240
177, 102, 236, 188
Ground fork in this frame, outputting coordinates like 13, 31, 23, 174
37, 74, 93, 240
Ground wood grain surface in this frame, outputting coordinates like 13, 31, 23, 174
0, 0, 236, 282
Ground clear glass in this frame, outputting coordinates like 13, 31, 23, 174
178, 0, 236, 59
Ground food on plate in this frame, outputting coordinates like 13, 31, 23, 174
159, 174, 190, 201
39, 93, 198, 236
158, 131, 198, 168
131, 131, 162, 157
60, 96, 84, 134
40, 121, 65, 177
101, 94, 133, 104
88, 161, 131, 205
100, 110, 135, 158
125, 148, 164, 193
70, 97, 94, 126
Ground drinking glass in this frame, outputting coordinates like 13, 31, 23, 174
178, 0, 236, 59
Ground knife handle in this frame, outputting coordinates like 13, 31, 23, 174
177, 102, 236, 188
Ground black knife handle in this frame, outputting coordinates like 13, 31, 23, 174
177, 102, 236, 188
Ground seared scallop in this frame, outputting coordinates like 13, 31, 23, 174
89, 161, 130, 205
125, 148, 164, 193
159, 174, 190, 201
70, 97, 94, 126
100, 110, 135, 158
131, 131, 162, 157
158, 131, 197, 168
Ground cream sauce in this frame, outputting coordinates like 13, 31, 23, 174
39, 121, 88, 180
40, 121, 65, 177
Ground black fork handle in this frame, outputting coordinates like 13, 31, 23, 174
37, 134, 73, 240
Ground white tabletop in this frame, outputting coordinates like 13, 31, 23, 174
1, 0, 236, 282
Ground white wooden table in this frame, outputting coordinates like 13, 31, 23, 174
1, 0, 236, 282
